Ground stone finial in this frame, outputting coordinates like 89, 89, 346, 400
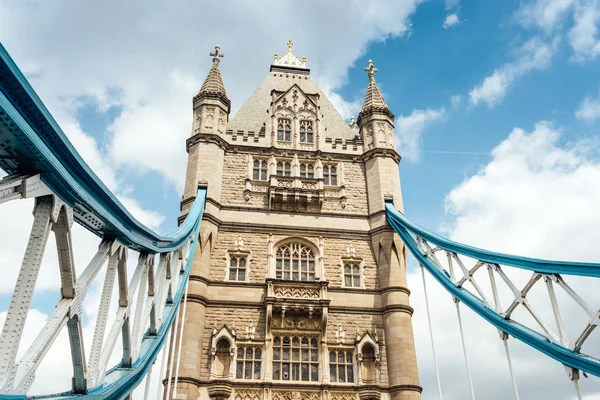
349, 116, 356, 128
274, 53, 279, 61
364, 59, 378, 80
287, 39, 293, 51
210, 44, 224, 63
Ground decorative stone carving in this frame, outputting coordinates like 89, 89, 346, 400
234, 235, 244, 250
274, 286, 320, 299
272, 391, 319, 400
271, 315, 319, 330
331, 393, 358, 400
301, 181, 317, 189
234, 389, 262, 400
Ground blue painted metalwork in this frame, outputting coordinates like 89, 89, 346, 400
0, 41, 207, 399
385, 202, 600, 278
0, 42, 196, 252
385, 201, 600, 378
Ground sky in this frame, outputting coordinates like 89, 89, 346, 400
1, 0, 600, 399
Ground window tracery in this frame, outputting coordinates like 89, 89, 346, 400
272, 335, 319, 382
323, 165, 338, 186
229, 255, 247, 281
343, 260, 361, 288
277, 118, 292, 141
276, 160, 292, 177
299, 120, 314, 143
235, 346, 262, 380
275, 242, 316, 281
329, 349, 354, 383
253, 159, 268, 181
299, 162, 314, 179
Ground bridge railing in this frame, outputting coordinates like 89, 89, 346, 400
0, 42, 206, 399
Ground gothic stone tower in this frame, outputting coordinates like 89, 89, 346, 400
169, 41, 421, 400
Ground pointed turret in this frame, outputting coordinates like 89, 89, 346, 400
357, 60, 395, 150
192, 45, 231, 136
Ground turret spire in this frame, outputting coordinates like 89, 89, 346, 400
361, 59, 388, 110
357, 59, 395, 150
197, 45, 229, 101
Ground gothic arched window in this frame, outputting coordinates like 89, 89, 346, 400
277, 118, 291, 141
323, 165, 337, 185
361, 343, 376, 383
299, 120, 314, 143
277, 161, 292, 177
299, 163, 314, 179
214, 338, 232, 378
253, 159, 268, 181
275, 242, 316, 281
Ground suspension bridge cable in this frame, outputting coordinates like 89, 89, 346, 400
143, 363, 153, 400
165, 302, 182, 400
421, 264, 444, 399
455, 301, 476, 400
157, 325, 172, 400
572, 370, 583, 400
173, 278, 190, 399
502, 337, 520, 400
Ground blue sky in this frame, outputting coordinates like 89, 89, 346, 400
2, 0, 600, 398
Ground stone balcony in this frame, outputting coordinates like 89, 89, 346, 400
265, 279, 330, 333
244, 175, 347, 211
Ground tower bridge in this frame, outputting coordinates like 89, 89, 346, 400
0, 40, 598, 400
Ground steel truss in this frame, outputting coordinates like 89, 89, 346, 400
386, 201, 600, 394
0, 175, 205, 399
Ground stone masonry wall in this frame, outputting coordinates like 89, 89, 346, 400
219, 151, 370, 214
209, 231, 378, 289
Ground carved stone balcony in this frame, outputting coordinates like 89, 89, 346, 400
265, 279, 329, 307
267, 175, 323, 211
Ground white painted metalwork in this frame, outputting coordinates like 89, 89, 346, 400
412, 234, 600, 397
0, 184, 198, 397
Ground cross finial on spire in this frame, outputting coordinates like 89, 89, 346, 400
287, 40, 293, 51
210, 45, 224, 62
365, 59, 378, 80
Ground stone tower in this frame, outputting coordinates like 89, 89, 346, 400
168, 42, 421, 400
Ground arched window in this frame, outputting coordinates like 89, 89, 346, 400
361, 343, 376, 383
253, 159, 268, 181
277, 161, 292, 177
275, 242, 316, 281
323, 165, 337, 185
277, 118, 291, 141
214, 338, 232, 378
299, 163, 314, 179
299, 120, 314, 143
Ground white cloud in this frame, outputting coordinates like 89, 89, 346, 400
443, 13, 460, 28
469, 37, 557, 107
569, 0, 600, 62
516, 0, 600, 62
517, 0, 576, 32
575, 89, 600, 121
395, 107, 446, 160
0, 0, 427, 189
410, 121, 600, 399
